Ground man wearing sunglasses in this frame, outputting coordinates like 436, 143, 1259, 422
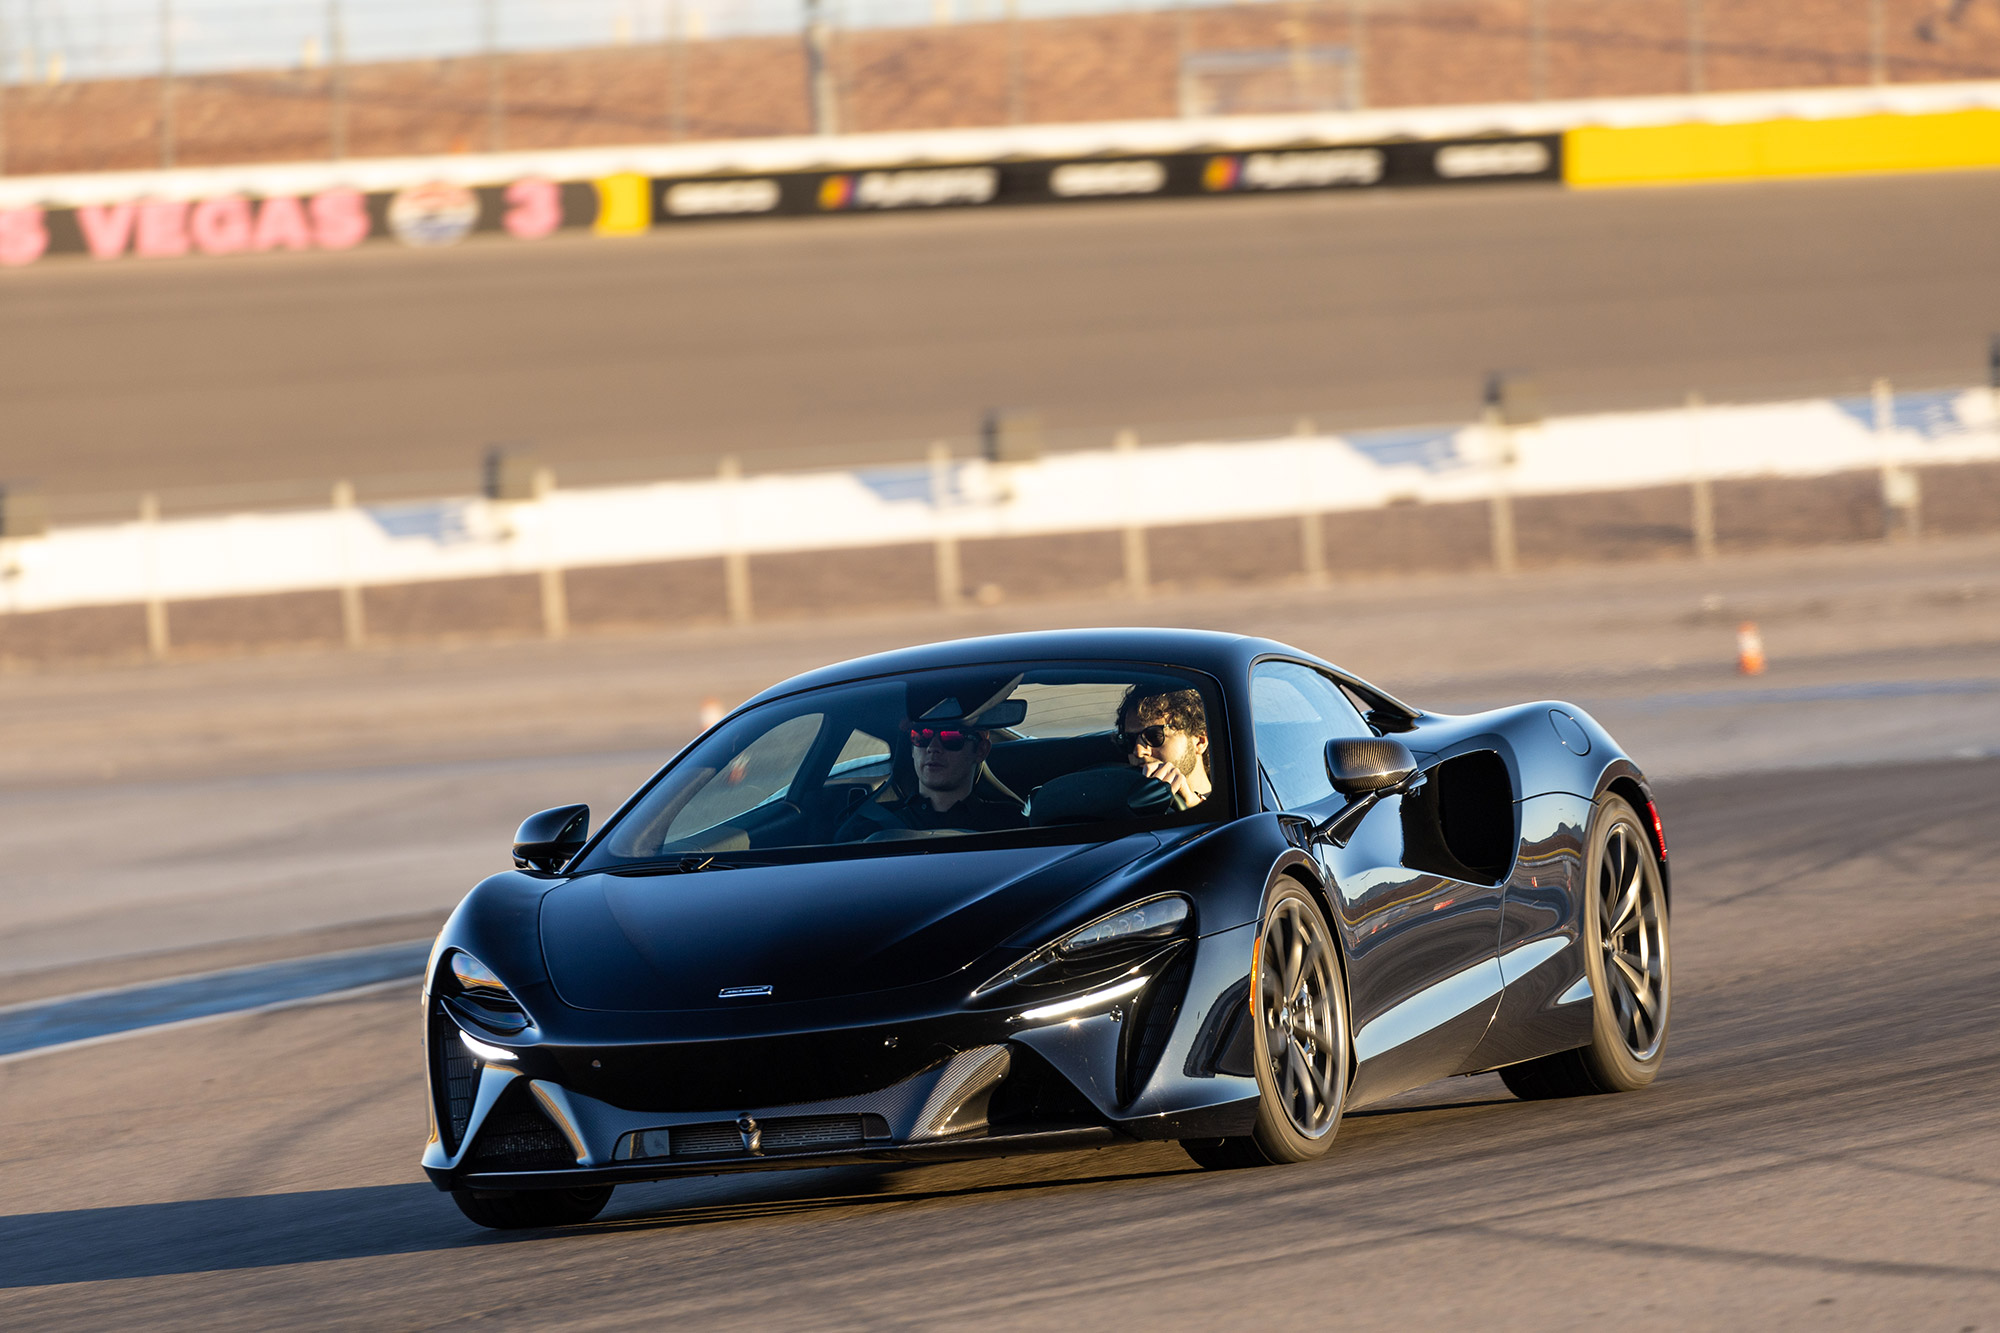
1119, 685, 1213, 810
839, 712, 1025, 839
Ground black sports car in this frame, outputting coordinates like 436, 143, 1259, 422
422, 628, 1671, 1228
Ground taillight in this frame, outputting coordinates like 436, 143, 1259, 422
1645, 799, 1668, 862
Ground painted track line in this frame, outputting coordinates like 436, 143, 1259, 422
0, 939, 430, 1062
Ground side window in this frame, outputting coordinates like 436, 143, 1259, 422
663, 712, 823, 842
825, 728, 892, 788
1250, 661, 1371, 809
829, 728, 891, 773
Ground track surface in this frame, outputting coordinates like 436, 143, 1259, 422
9, 171, 2000, 500
4, 757, 1997, 1327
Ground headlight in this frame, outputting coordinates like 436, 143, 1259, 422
1057, 897, 1190, 954
438, 950, 531, 1035
973, 895, 1192, 998
450, 952, 509, 994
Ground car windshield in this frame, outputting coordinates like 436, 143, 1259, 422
578, 661, 1231, 869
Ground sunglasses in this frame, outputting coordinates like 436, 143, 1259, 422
909, 728, 976, 751
1117, 725, 1174, 752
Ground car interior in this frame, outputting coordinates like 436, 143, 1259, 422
605, 669, 1228, 860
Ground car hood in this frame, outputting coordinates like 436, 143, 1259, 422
540, 834, 1159, 1012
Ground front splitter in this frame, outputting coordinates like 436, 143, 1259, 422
428, 1124, 1119, 1192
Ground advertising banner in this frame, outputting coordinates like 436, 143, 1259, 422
6, 178, 598, 265
0, 134, 1560, 267
642, 135, 1563, 224
3, 83, 1997, 269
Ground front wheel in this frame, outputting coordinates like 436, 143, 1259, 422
452, 1185, 614, 1230
1500, 795, 1670, 1100
1183, 882, 1350, 1169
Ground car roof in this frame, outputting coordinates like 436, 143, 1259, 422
740, 624, 1296, 704
738, 627, 1309, 710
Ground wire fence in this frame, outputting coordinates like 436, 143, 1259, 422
1, 0, 1998, 173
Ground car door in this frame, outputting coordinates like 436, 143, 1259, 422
1249, 660, 1506, 1104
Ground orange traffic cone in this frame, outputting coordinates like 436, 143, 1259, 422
1736, 622, 1766, 676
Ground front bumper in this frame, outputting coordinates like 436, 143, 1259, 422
425, 1039, 1146, 1191
424, 921, 1264, 1191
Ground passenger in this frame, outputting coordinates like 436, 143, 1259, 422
839, 715, 1024, 838
1118, 685, 1213, 810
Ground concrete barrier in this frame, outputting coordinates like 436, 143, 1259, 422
3, 82, 1998, 268
3, 385, 1992, 619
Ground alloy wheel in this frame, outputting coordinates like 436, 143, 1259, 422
1597, 823, 1668, 1062
1255, 895, 1346, 1138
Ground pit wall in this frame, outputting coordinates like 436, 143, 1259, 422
0, 81, 1997, 268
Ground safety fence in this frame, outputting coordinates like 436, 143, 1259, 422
1, 80, 1998, 268
3, 381, 1995, 663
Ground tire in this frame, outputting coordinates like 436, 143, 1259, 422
451, 1185, 615, 1230
1183, 882, 1350, 1169
1500, 795, 1671, 1100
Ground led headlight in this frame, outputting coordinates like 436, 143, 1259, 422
450, 951, 509, 994
1056, 896, 1190, 954
973, 895, 1192, 998
459, 1030, 518, 1062
439, 950, 531, 1034
1016, 975, 1149, 1021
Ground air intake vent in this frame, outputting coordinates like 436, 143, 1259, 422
467, 1087, 575, 1170
762, 1115, 875, 1152
628, 1113, 888, 1160
668, 1122, 744, 1157
432, 1006, 477, 1152
443, 1039, 476, 1148
1123, 953, 1192, 1105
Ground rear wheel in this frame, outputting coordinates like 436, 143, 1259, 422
1183, 882, 1349, 1169
1500, 795, 1670, 1100
451, 1185, 614, 1230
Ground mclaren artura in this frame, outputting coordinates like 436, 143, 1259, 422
422, 628, 1670, 1228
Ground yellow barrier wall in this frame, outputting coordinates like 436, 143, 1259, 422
1566, 108, 2000, 186
592, 173, 653, 235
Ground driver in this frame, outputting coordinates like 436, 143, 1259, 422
1118, 685, 1213, 810
839, 701, 1025, 838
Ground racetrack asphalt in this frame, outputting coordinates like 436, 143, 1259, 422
3, 756, 1995, 1328
9, 169, 2000, 503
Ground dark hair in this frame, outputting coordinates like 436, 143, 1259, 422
1118, 685, 1207, 741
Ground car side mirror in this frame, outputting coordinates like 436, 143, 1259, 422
513, 804, 589, 873
1325, 738, 1418, 795
1311, 740, 1423, 849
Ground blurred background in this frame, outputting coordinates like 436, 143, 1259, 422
4, 4, 2000, 1323
0, 0, 1997, 170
